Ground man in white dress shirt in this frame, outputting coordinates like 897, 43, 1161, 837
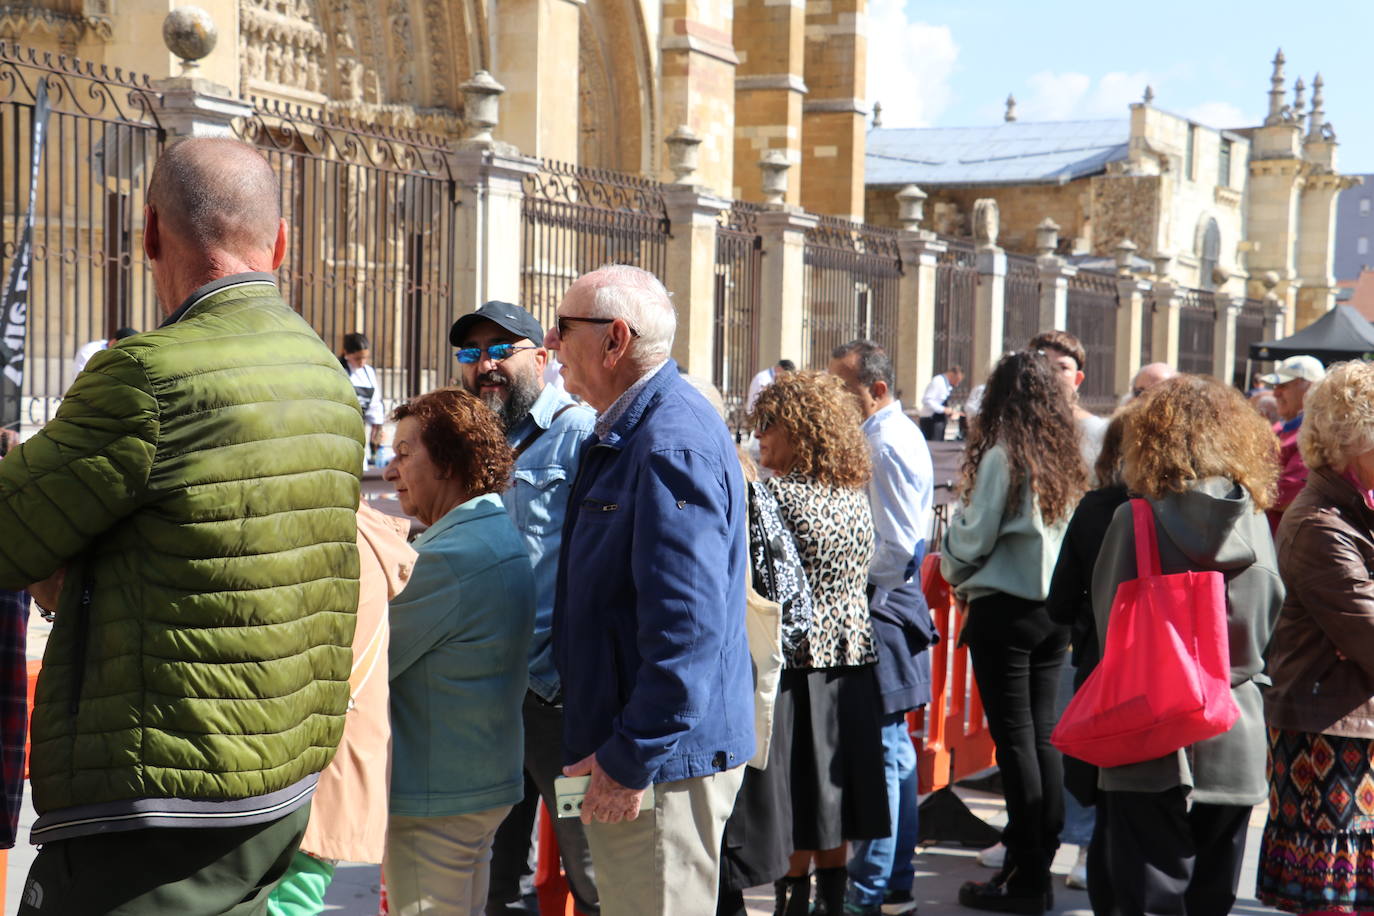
745, 359, 795, 412
918, 365, 963, 441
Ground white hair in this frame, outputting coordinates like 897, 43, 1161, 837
572, 264, 677, 366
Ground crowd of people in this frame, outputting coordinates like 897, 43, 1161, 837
0, 135, 1372, 916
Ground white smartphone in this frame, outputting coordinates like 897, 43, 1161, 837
553, 775, 655, 818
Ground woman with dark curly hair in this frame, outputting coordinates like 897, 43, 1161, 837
1092, 375, 1281, 916
750, 371, 888, 916
941, 350, 1087, 915
382, 388, 536, 915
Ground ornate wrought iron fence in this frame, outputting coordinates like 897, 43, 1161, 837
714, 202, 762, 430
234, 101, 457, 412
0, 42, 165, 430
1065, 268, 1119, 412
1177, 288, 1216, 376
934, 237, 976, 401
1002, 252, 1041, 353
801, 215, 903, 383
520, 160, 670, 337
1233, 297, 1267, 389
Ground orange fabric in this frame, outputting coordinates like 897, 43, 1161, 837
300, 503, 415, 863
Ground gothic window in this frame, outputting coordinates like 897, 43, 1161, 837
1359, 237, 1369, 256
1199, 219, 1221, 290
1361, 198, 1371, 217
1218, 139, 1232, 188
1185, 124, 1197, 182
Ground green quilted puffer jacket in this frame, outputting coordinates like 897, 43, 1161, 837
0, 275, 364, 828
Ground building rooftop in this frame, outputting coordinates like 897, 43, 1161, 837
865, 119, 1130, 187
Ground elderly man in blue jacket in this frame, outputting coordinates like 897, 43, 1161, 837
547, 264, 754, 916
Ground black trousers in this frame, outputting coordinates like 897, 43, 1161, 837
1100, 787, 1250, 916
18, 803, 310, 915
486, 692, 599, 915
963, 594, 1068, 893
918, 414, 947, 442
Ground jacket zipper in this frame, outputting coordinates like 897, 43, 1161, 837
69, 563, 94, 715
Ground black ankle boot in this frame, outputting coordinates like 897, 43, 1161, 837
812, 866, 847, 916
957, 867, 1048, 915
774, 874, 811, 916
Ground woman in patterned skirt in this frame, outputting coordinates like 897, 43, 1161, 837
1260, 361, 1374, 915
751, 370, 889, 916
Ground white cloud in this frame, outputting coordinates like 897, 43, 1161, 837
865, 2, 958, 128
1017, 70, 1154, 121
1183, 101, 1255, 130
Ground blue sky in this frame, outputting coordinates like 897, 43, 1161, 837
867, 0, 1374, 174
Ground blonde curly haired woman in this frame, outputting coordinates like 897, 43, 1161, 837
751, 371, 887, 916
1259, 361, 1374, 916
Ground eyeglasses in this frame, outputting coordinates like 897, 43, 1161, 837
555, 316, 641, 339
453, 343, 539, 364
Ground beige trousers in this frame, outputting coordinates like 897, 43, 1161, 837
584, 766, 746, 916
384, 805, 512, 916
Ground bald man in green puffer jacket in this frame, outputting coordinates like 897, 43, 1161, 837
0, 137, 365, 915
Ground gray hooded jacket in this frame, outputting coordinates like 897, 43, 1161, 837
1090, 478, 1284, 805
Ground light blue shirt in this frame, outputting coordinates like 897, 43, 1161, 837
502, 383, 596, 701
863, 400, 935, 596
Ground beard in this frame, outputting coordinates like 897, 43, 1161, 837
467, 368, 542, 433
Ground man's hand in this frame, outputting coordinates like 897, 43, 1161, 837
563, 753, 648, 825
29, 568, 66, 614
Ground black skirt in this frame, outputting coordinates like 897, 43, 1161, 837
720, 676, 795, 892
786, 664, 890, 850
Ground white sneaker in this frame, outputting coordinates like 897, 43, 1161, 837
976, 842, 1005, 869
1065, 847, 1089, 890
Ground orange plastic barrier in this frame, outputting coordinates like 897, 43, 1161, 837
2, 660, 41, 902
534, 802, 590, 916
907, 552, 997, 794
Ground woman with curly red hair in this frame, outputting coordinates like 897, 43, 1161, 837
381, 387, 535, 915
1093, 374, 1281, 915
941, 350, 1087, 914
750, 371, 888, 916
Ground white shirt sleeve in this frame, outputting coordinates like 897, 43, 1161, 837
920, 375, 951, 418
868, 437, 935, 591
362, 365, 387, 427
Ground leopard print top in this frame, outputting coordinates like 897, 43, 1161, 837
765, 472, 877, 669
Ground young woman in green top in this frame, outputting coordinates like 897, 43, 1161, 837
941, 350, 1087, 915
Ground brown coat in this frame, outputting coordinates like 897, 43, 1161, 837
300, 503, 415, 862
1267, 466, 1374, 738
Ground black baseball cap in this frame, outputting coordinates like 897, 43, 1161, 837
449, 301, 545, 348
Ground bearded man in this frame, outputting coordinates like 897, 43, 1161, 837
450, 301, 600, 915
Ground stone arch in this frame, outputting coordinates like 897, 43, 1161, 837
579, 0, 655, 172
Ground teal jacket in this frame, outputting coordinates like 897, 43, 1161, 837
941, 444, 1069, 603
389, 493, 534, 817
0, 274, 365, 842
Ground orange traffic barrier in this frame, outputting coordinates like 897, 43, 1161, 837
534, 802, 591, 916
2, 660, 40, 902
907, 552, 997, 794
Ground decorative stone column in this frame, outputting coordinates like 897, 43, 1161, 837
1115, 276, 1150, 395
895, 232, 945, 405
1150, 280, 1182, 372
449, 143, 541, 328
759, 151, 791, 206
1261, 271, 1287, 343
756, 206, 817, 369
663, 184, 730, 376
1212, 292, 1241, 387
896, 185, 927, 231
1034, 217, 1070, 330
154, 8, 250, 138
971, 199, 1005, 385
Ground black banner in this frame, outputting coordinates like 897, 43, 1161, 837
0, 77, 51, 432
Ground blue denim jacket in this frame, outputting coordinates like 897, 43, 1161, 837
501, 385, 596, 702
553, 362, 755, 789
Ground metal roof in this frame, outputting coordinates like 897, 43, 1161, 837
866, 120, 1130, 187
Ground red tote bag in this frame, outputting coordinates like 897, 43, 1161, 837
1051, 499, 1239, 768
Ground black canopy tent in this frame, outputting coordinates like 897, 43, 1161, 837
1249, 305, 1374, 365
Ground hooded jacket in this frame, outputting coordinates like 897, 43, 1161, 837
1090, 478, 1283, 805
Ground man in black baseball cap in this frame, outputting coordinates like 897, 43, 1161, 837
450, 302, 601, 915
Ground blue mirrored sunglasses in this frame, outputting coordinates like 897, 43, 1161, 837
454, 343, 539, 364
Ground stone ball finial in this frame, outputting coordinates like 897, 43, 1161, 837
665, 125, 703, 184
1114, 238, 1138, 275
758, 150, 791, 206
872, 101, 883, 128
1004, 94, 1017, 123
1262, 270, 1281, 292
162, 7, 218, 74
460, 70, 506, 144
